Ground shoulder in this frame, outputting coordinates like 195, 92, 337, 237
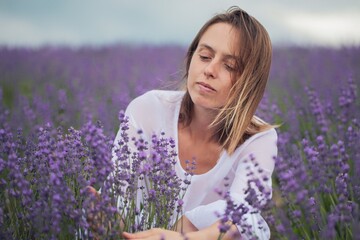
230, 128, 277, 172
124, 90, 184, 136
246, 128, 278, 148
234, 128, 278, 157
126, 90, 184, 113
253, 127, 278, 142
248, 115, 278, 145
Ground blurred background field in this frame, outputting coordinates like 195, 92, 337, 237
1, 45, 359, 136
0, 45, 186, 135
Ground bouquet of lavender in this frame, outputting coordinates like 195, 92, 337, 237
84, 112, 193, 238
215, 155, 274, 240
0, 111, 192, 239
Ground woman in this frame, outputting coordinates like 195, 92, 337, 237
119, 6, 277, 240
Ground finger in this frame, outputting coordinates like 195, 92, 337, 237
84, 186, 100, 198
122, 230, 156, 239
122, 232, 133, 239
84, 187, 104, 234
122, 232, 141, 239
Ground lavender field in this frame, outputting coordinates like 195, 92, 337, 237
0, 45, 359, 239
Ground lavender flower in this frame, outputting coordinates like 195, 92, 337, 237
216, 155, 272, 239
305, 87, 329, 134
83, 111, 192, 238
1, 45, 359, 239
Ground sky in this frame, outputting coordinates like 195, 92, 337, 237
0, 0, 359, 48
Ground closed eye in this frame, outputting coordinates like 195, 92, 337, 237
225, 64, 236, 72
199, 54, 211, 61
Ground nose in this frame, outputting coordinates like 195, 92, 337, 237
204, 60, 218, 79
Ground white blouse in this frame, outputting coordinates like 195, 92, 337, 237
113, 90, 278, 240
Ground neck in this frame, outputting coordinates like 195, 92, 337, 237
185, 105, 219, 143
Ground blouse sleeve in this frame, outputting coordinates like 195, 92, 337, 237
184, 129, 278, 240
112, 90, 160, 163
112, 98, 142, 165
111, 91, 165, 210
111, 95, 144, 203
112, 91, 154, 214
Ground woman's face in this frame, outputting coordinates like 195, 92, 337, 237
187, 22, 239, 111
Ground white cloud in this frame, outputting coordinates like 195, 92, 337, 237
0, 0, 359, 47
0, 14, 84, 46
283, 12, 360, 46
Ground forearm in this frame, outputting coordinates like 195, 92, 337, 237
177, 216, 239, 240
123, 218, 239, 240
189, 221, 239, 240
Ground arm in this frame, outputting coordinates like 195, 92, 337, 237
178, 216, 240, 240
122, 216, 238, 240
184, 129, 278, 239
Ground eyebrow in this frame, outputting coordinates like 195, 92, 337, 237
198, 43, 237, 61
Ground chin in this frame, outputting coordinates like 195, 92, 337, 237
192, 98, 219, 110
189, 90, 221, 109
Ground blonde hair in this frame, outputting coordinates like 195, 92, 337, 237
180, 6, 275, 154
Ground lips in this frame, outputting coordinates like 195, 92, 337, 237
197, 82, 216, 92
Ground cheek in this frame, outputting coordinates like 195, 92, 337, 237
221, 77, 233, 92
188, 57, 202, 76
186, 78, 192, 90
218, 81, 233, 102
187, 68, 197, 87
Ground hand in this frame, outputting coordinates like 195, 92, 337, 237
122, 221, 238, 240
84, 186, 104, 239
84, 186, 101, 226
173, 216, 198, 233
122, 228, 186, 240
84, 186, 126, 238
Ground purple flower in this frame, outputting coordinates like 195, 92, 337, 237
1, 44, 359, 239
305, 87, 329, 134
